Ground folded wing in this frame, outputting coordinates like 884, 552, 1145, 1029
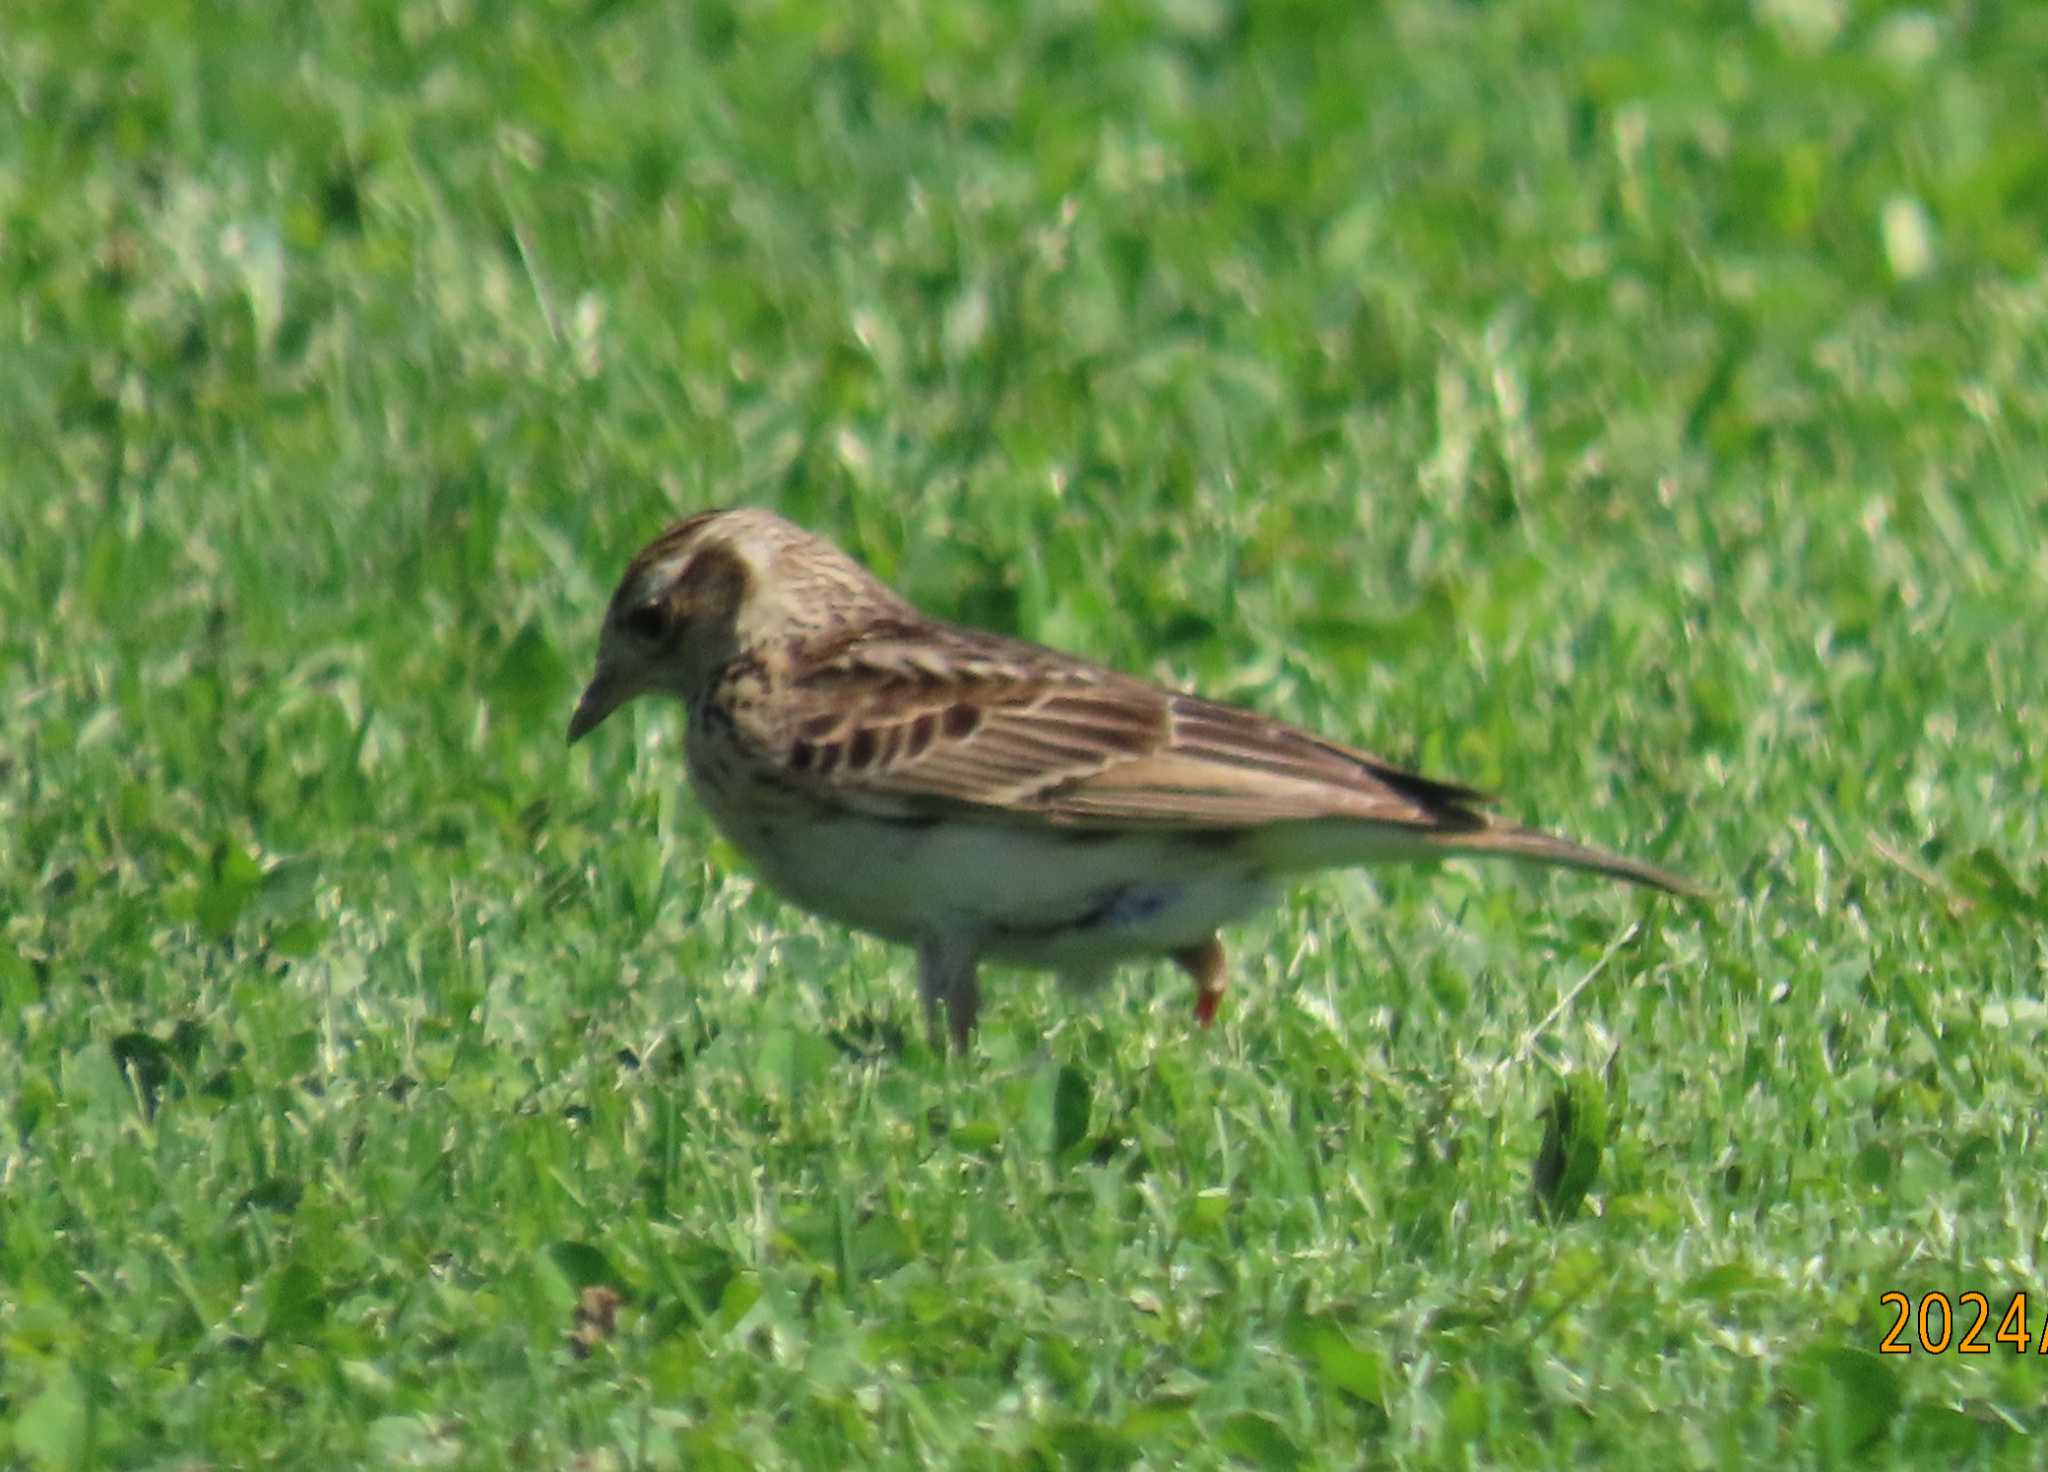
751, 621, 1488, 834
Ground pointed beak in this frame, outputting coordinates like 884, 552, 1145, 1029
567, 668, 629, 744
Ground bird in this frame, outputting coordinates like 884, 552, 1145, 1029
569, 508, 1699, 1051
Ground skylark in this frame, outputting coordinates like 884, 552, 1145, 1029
570, 509, 1699, 1050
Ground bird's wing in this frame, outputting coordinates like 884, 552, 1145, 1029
741, 621, 1488, 833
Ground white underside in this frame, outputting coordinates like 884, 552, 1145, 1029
688, 741, 1438, 978
714, 806, 1278, 970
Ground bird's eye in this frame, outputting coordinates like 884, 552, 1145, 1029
621, 603, 670, 642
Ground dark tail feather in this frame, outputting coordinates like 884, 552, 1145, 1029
1433, 822, 1707, 899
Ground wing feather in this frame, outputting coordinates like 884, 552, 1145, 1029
739, 621, 1485, 834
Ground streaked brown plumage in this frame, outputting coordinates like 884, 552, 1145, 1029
570, 509, 1699, 1049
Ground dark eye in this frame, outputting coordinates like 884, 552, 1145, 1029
621, 602, 670, 641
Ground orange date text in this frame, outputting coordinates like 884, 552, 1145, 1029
1878, 1291, 2045, 1355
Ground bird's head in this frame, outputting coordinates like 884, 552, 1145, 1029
567, 508, 768, 743
568, 507, 898, 743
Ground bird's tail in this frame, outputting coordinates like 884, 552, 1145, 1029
1430, 821, 1705, 898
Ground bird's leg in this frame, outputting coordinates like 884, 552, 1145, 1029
916, 934, 982, 1053
1172, 935, 1228, 1026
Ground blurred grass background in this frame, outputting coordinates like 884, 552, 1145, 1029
4, 0, 2046, 1466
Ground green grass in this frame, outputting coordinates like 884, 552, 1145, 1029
5, 0, 2047, 1465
